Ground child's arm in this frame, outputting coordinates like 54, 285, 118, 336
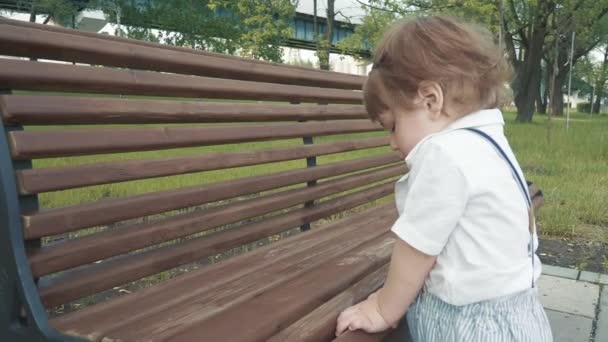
335, 237, 435, 336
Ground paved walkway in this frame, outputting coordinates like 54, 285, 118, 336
540, 265, 608, 341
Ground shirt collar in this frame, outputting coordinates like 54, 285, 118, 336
404, 108, 504, 164
445, 108, 504, 130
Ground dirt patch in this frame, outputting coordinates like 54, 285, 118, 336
538, 237, 608, 273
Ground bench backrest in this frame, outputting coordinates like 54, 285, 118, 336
0, 17, 402, 324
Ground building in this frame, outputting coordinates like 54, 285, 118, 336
0, 1, 373, 75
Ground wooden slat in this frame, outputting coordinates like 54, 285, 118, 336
23, 153, 401, 239
17, 137, 388, 194
160, 233, 395, 342
268, 264, 388, 342
40, 186, 395, 309
50, 203, 396, 335
0, 18, 366, 90
0, 59, 363, 105
0, 95, 367, 125
9, 119, 379, 160
30, 165, 401, 278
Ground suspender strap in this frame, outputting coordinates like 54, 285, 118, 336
464, 127, 536, 288
464, 128, 532, 207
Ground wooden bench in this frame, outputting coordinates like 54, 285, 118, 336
0, 18, 545, 342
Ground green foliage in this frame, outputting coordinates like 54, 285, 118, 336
90, 0, 296, 62
37, 0, 79, 25
216, 0, 296, 61
336, 8, 398, 60
315, 37, 332, 70
576, 102, 591, 112
358, 0, 608, 121
573, 52, 608, 98
7, 0, 81, 25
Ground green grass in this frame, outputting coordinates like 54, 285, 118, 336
29, 111, 608, 243
504, 111, 608, 243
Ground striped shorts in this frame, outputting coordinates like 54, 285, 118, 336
406, 288, 553, 342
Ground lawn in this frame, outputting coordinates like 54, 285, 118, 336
503, 111, 608, 244
30, 110, 607, 243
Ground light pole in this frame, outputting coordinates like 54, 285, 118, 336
566, 31, 575, 131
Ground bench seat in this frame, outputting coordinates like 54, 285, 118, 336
51, 204, 398, 342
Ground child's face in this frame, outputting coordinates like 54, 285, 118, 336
377, 105, 454, 158
376, 81, 459, 158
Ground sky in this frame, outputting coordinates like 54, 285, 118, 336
296, 0, 369, 24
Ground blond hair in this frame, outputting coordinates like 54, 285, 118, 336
364, 16, 512, 120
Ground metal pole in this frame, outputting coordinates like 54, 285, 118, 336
591, 85, 595, 116
548, 23, 558, 144
116, 5, 122, 37
566, 31, 575, 131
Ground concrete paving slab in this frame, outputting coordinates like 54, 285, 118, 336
546, 309, 593, 342
542, 265, 580, 280
596, 288, 608, 342
538, 275, 599, 318
579, 271, 608, 285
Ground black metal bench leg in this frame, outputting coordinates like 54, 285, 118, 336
0, 96, 85, 342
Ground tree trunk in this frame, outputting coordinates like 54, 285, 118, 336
538, 64, 549, 114
551, 71, 567, 116
313, 0, 318, 39
593, 87, 603, 113
593, 46, 608, 113
514, 36, 546, 121
513, 0, 551, 122
318, 0, 334, 71
29, 1, 37, 22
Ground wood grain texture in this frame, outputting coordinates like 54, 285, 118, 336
23, 153, 401, 239
164, 233, 396, 342
0, 95, 367, 125
17, 137, 388, 194
268, 264, 389, 342
0, 59, 363, 107
29, 166, 401, 278
49, 204, 397, 336
9, 119, 378, 159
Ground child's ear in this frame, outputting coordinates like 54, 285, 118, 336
417, 81, 444, 119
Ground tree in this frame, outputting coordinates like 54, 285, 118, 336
572, 56, 597, 103
5, 0, 82, 25
336, 7, 398, 60
544, 2, 608, 116
592, 45, 608, 113
360, 0, 544, 121
311, 0, 367, 70
500, 0, 554, 122
357, 0, 608, 122
316, 0, 335, 70
212, 0, 296, 61
91, 0, 296, 62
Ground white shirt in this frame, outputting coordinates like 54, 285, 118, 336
391, 108, 542, 306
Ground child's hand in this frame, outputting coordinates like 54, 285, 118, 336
335, 291, 397, 337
